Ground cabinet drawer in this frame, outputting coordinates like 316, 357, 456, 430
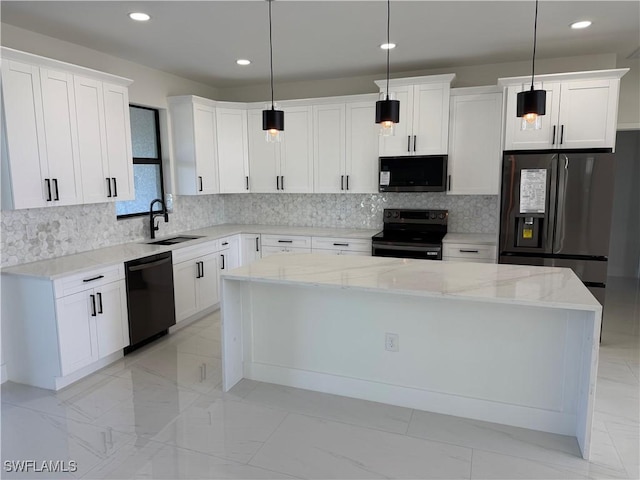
172, 239, 219, 264
443, 243, 497, 261
311, 237, 371, 252
261, 235, 311, 249
54, 264, 124, 298
261, 245, 311, 257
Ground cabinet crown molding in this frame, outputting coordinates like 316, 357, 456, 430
1, 47, 133, 86
497, 68, 629, 87
374, 73, 456, 89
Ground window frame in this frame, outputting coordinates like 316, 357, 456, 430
116, 104, 166, 219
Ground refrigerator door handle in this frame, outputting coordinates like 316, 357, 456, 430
553, 154, 569, 254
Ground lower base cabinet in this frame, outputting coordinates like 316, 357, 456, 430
240, 233, 261, 265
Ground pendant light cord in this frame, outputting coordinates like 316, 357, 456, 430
530, 0, 539, 91
268, 0, 275, 110
386, 0, 391, 100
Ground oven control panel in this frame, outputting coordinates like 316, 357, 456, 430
383, 209, 448, 224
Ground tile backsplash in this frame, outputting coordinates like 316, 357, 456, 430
1, 193, 497, 267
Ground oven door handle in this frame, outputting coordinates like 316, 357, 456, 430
373, 244, 441, 253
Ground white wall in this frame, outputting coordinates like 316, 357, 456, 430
616, 57, 640, 129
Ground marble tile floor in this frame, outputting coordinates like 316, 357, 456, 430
2, 276, 638, 479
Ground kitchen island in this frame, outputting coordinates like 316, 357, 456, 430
220, 253, 602, 459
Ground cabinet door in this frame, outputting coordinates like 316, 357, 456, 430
94, 280, 129, 358
103, 83, 134, 200
193, 104, 219, 194
448, 92, 502, 195
413, 83, 450, 155
173, 261, 199, 322
56, 291, 98, 376
74, 75, 110, 204
503, 82, 561, 151
197, 253, 219, 311
280, 106, 314, 193
313, 103, 346, 193
219, 235, 240, 271
1, 60, 49, 209
378, 85, 413, 156
558, 79, 618, 150
240, 234, 261, 265
247, 109, 279, 193
345, 101, 378, 193
39, 68, 83, 206
216, 108, 249, 193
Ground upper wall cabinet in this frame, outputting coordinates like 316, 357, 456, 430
447, 87, 503, 195
375, 74, 455, 157
500, 69, 628, 151
1, 48, 134, 210
247, 105, 313, 193
216, 106, 249, 193
168, 96, 220, 195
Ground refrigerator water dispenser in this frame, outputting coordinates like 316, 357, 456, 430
515, 216, 542, 248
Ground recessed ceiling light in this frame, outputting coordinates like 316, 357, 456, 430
570, 20, 592, 29
129, 12, 151, 22
380, 43, 396, 50
236, 59, 251, 66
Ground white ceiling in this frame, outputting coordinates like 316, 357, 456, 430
1, 1, 639, 88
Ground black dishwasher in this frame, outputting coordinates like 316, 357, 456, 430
124, 252, 176, 353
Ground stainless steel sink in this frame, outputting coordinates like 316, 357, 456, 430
148, 235, 203, 246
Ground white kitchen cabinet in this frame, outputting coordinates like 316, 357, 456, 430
313, 103, 346, 193
216, 107, 249, 193
261, 234, 312, 257
169, 96, 219, 195
500, 69, 627, 151
247, 106, 313, 193
1, 262, 129, 390
240, 233, 262, 265
1, 49, 134, 209
311, 236, 372, 256
218, 235, 240, 272
447, 87, 503, 195
375, 74, 455, 156
443, 234, 497, 264
345, 100, 379, 193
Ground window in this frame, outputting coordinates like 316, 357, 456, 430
116, 105, 165, 218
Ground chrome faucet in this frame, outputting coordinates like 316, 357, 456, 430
149, 198, 169, 239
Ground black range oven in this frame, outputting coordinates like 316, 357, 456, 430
372, 209, 448, 260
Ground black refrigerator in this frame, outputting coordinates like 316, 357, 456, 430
499, 149, 615, 305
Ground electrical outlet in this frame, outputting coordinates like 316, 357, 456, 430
385, 333, 399, 352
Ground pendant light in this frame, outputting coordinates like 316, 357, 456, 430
263, 0, 284, 142
375, 0, 400, 136
517, 0, 546, 131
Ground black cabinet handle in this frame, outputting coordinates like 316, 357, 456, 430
90, 294, 97, 317
413, 135, 417, 152
333, 243, 349, 247
552, 125, 557, 145
97, 292, 103, 314
278, 240, 293, 243
346, 175, 349, 190
106, 178, 112, 197
255, 237, 260, 252
83, 275, 104, 283
200, 261, 205, 277
222, 241, 229, 246
112, 178, 118, 197
459, 249, 479, 253
341, 175, 344, 191
448, 175, 452, 191
45, 179, 52, 201
407, 135, 411, 152
245, 176, 249, 190
220, 254, 225, 270
280, 176, 284, 191
276, 176, 280, 190
195, 261, 201, 279
560, 125, 564, 145
198, 176, 203, 192
53, 179, 59, 201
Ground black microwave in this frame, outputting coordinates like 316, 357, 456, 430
379, 155, 448, 192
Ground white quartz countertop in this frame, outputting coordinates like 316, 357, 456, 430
222, 253, 601, 312
443, 233, 497, 245
1, 224, 379, 280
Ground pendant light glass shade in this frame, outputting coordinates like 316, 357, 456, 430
262, 0, 283, 142
376, 0, 399, 136
517, 0, 545, 131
